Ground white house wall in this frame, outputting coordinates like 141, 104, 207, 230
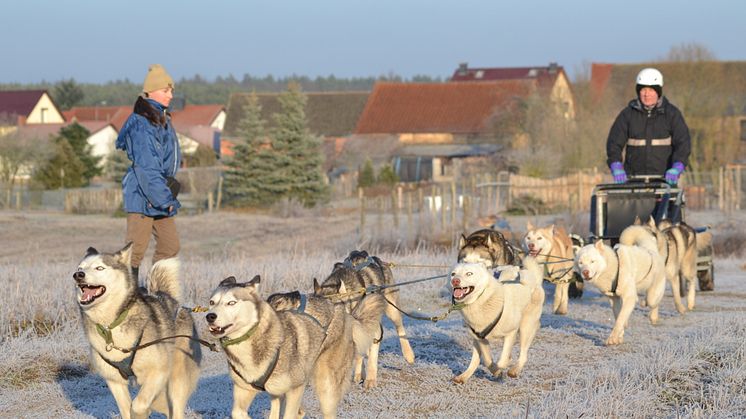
26, 93, 65, 124
87, 126, 118, 167
211, 110, 226, 130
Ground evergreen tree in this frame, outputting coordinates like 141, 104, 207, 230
105, 149, 130, 183
183, 144, 218, 167
358, 158, 375, 188
53, 78, 84, 110
377, 163, 399, 187
222, 92, 284, 206
33, 137, 86, 189
58, 122, 102, 184
271, 82, 329, 207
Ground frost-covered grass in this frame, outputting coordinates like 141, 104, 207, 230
0, 210, 744, 418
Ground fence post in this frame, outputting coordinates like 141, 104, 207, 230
406, 191, 413, 243
440, 184, 447, 232
216, 175, 223, 211
358, 188, 366, 241
391, 188, 399, 229
207, 191, 214, 213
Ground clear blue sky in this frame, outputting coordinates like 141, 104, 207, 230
4, 0, 744, 84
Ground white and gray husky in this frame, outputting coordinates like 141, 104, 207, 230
449, 257, 545, 383
574, 229, 666, 346
74, 243, 202, 419
208, 275, 383, 419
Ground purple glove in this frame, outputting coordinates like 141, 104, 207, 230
665, 161, 685, 185
610, 162, 627, 184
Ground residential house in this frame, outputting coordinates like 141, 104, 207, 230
0, 90, 65, 134
451, 62, 576, 119
65, 103, 227, 162
590, 61, 746, 163
353, 81, 530, 182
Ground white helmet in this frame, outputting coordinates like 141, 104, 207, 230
636, 68, 663, 87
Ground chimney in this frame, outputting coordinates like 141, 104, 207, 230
458, 62, 469, 76
548, 62, 558, 74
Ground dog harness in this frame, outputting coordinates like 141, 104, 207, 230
221, 322, 280, 392
93, 305, 143, 380
469, 307, 504, 340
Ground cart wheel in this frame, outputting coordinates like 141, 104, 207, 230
698, 264, 715, 291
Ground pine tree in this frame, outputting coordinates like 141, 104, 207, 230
222, 92, 283, 206
58, 122, 102, 184
271, 82, 329, 207
105, 149, 130, 183
33, 136, 86, 189
358, 158, 375, 188
377, 163, 399, 187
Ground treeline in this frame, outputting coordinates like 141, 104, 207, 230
0, 73, 443, 108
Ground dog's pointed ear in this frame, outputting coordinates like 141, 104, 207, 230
247, 275, 261, 287
313, 278, 321, 294
486, 234, 493, 247
115, 242, 133, 266
594, 240, 605, 251
526, 221, 534, 231
339, 281, 347, 294
633, 216, 642, 226
647, 215, 657, 229
549, 224, 556, 236
219, 276, 237, 287
458, 234, 467, 249
85, 247, 99, 257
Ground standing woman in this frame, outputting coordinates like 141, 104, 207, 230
116, 64, 182, 280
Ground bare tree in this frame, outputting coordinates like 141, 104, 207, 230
0, 131, 50, 208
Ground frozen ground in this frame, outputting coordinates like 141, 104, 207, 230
0, 210, 744, 418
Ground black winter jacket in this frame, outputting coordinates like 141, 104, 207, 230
606, 97, 691, 176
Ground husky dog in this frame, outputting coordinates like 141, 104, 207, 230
313, 250, 414, 389
449, 257, 544, 382
657, 219, 698, 310
73, 243, 201, 419
522, 222, 579, 315
574, 233, 666, 345
207, 275, 332, 419
458, 228, 520, 268
634, 217, 698, 313
266, 290, 385, 418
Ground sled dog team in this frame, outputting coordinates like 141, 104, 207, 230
74, 217, 701, 418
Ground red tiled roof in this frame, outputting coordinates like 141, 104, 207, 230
170, 104, 224, 127
0, 90, 47, 119
354, 81, 534, 135
589, 63, 614, 102
64, 106, 131, 131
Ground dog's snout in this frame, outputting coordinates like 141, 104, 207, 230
206, 312, 217, 323
73, 271, 85, 281
451, 277, 461, 287
528, 243, 535, 250
582, 269, 589, 278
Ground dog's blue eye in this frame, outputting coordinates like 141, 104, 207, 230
209, 300, 215, 306
95, 266, 104, 271
466, 272, 472, 276
227, 301, 236, 306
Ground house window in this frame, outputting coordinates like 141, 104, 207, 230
40, 107, 48, 123
741, 119, 746, 141
475, 70, 484, 79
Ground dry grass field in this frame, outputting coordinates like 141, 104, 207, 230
0, 209, 744, 418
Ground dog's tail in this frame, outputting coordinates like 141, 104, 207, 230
619, 225, 658, 254
520, 256, 543, 289
350, 293, 385, 356
147, 257, 182, 302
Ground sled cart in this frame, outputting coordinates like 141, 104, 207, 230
587, 177, 715, 291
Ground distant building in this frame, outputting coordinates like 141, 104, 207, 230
0, 90, 65, 132
451, 62, 575, 119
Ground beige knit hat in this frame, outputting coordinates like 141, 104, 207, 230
142, 64, 174, 93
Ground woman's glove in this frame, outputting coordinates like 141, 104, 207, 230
610, 162, 627, 184
665, 161, 685, 185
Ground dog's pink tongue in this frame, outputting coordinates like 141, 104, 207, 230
453, 288, 465, 299
81, 286, 101, 300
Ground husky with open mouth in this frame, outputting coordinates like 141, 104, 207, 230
74, 243, 201, 419
449, 257, 544, 383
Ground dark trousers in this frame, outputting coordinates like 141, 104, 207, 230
126, 213, 180, 268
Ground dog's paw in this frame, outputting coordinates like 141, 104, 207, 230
363, 378, 377, 390
605, 335, 623, 346
507, 367, 521, 378
487, 363, 501, 375
451, 375, 467, 385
